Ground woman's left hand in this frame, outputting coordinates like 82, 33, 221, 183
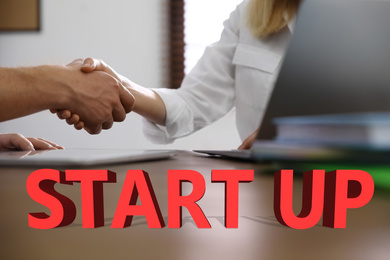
238, 128, 259, 150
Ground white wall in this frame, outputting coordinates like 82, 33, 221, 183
0, 0, 240, 150
184, 0, 242, 74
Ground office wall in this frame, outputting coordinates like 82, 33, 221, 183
0, 0, 240, 150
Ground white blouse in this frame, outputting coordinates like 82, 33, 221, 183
143, 0, 293, 144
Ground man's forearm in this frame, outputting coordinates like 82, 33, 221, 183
0, 66, 69, 122
1, 61, 137, 135
1, 67, 45, 121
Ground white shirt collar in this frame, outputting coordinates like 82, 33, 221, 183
287, 17, 296, 33
284, 11, 296, 33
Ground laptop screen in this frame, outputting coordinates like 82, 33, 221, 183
257, 0, 390, 140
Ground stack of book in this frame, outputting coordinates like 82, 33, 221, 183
266, 112, 390, 190
273, 112, 390, 148
251, 112, 390, 163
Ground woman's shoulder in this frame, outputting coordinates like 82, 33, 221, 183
231, 0, 251, 20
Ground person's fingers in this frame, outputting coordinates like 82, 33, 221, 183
27, 138, 54, 150
71, 114, 80, 123
34, 138, 64, 150
238, 128, 259, 150
80, 57, 94, 72
1, 134, 35, 151
84, 124, 103, 135
85, 127, 102, 135
37, 138, 64, 149
66, 58, 83, 68
50, 109, 58, 114
111, 100, 127, 122
81, 57, 109, 73
65, 114, 80, 125
62, 110, 72, 119
74, 121, 84, 130
56, 110, 72, 120
27, 138, 59, 150
81, 58, 120, 81
238, 140, 248, 150
102, 117, 114, 130
15, 139, 35, 151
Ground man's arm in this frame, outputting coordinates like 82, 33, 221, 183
0, 66, 57, 121
0, 59, 135, 134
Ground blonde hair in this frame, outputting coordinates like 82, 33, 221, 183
247, 0, 301, 37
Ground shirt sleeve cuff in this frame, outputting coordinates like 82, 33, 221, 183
142, 88, 194, 144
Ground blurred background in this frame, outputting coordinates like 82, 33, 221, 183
0, 0, 242, 150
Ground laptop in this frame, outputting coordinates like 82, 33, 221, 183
195, 0, 390, 161
0, 148, 177, 167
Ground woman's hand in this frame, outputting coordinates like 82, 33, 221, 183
238, 128, 259, 150
81, 58, 124, 82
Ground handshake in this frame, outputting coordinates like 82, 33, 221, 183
50, 58, 135, 134
0, 58, 166, 151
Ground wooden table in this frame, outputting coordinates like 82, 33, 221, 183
1, 151, 389, 260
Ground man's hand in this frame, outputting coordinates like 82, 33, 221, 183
54, 58, 167, 128
49, 59, 135, 134
79, 58, 167, 126
49, 109, 85, 130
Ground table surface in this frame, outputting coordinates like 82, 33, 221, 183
1, 151, 389, 260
